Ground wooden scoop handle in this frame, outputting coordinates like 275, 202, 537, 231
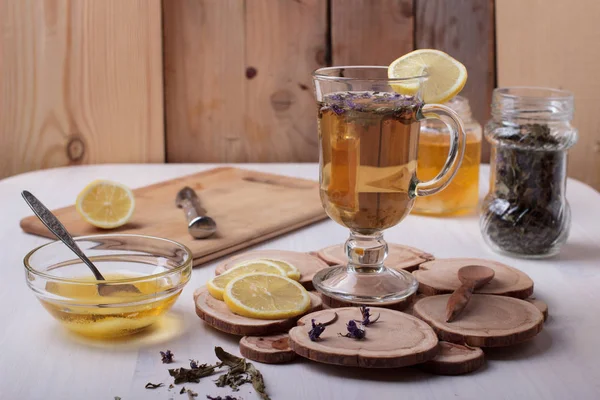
445, 282, 475, 322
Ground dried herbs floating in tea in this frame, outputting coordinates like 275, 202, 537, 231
160, 350, 175, 364
481, 123, 570, 256
339, 320, 366, 339
145, 382, 164, 389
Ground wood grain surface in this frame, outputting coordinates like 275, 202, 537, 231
419, 341, 485, 375
413, 258, 534, 299
19, 167, 327, 266
331, 0, 413, 65
415, 0, 495, 161
289, 307, 439, 368
414, 294, 544, 347
496, 0, 600, 190
239, 334, 297, 364
0, 0, 164, 179
163, 0, 326, 164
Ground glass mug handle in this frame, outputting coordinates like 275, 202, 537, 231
414, 104, 467, 197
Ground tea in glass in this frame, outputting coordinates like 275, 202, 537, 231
319, 91, 422, 234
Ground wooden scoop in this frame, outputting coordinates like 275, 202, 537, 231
445, 265, 494, 322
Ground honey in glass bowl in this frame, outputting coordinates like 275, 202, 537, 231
413, 96, 482, 216
24, 234, 192, 338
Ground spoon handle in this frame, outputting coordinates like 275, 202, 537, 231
445, 281, 475, 322
21, 191, 105, 281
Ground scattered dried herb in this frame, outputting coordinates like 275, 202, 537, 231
357, 306, 380, 326
215, 347, 270, 400
339, 320, 366, 339
189, 360, 200, 369
308, 312, 338, 341
186, 389, 198, 399
160, 350, 175, 364
114, 397, 121, 400
482, 123, 569, 255
169, 363, 222, 384
206, 396, 240, 400
169, 384, 174, 390
308, 319, 326, 341
145, 382, 164, 389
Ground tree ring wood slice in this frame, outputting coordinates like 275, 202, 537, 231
413, 258, 534, 299
239, 334, 296, 364
318, 291, 415, 311
413, 294, 544, 347
194, 287, 322, 336
404, 293, 428, 316
526, 297, 549, 322
419, 341, 485, 375
316, 243, 434, 272
214, 250, 329, 290
288, 307, 439, 368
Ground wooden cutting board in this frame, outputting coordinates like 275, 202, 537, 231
20, 167, 327, 266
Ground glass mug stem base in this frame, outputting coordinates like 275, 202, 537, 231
312, 232, 419, 304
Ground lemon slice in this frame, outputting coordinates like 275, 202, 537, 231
388, 49, 467, 103
207, 261, 285, 300
76, 180, 135, 229
263, 259, 301, 281
223, 273, 311, 320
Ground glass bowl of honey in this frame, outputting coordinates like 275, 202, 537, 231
24, 234, 193, 338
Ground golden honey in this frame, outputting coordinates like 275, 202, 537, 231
40, 273, 180, 338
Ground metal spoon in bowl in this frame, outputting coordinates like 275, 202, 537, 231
21, 191, 140, 296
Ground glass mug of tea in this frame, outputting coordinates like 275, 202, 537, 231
312, 66, 466, 304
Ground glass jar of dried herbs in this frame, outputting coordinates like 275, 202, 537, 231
480, 87, 578, 258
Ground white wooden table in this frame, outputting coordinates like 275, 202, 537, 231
1, 164, 599, 400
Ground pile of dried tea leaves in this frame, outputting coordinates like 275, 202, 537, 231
145, 347, 270, 400
482, 123, 569, 255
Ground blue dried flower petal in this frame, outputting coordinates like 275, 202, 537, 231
330, 94, 343, 101
331, 104, 345, 115
339, 320, 366, 339
160, 350, 174, 364
309, 319, 326, 341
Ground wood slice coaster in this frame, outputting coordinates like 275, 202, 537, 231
194, 287, 323, 336
413, 294, 544, 347
214, 250, 329, 290
288, 307, 439, 368
316, 244, 434, 272
413, 258, 534, 299
419, 341, 485, 375
526, 297, 549, 322
318, 291, 415, 311
403, 293, 428, 316
239, 334, 296, 364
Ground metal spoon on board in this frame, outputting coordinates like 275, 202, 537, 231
21, 191, 141, 296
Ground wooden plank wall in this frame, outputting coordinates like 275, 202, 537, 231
163, 0, 327, 163
163, 0, 496, 164
0, 0, 165, 180
415, 0, 495, 161
496, 0, 600, 190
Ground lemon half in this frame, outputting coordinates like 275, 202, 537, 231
76, 180, 135, 229
388, 49, 467, 103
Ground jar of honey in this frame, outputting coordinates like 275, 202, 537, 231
412, 96, 482, 216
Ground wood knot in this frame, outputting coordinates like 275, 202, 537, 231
246, 67, 258, 79
270, 90, 295, 111
66, 135, 85, 162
